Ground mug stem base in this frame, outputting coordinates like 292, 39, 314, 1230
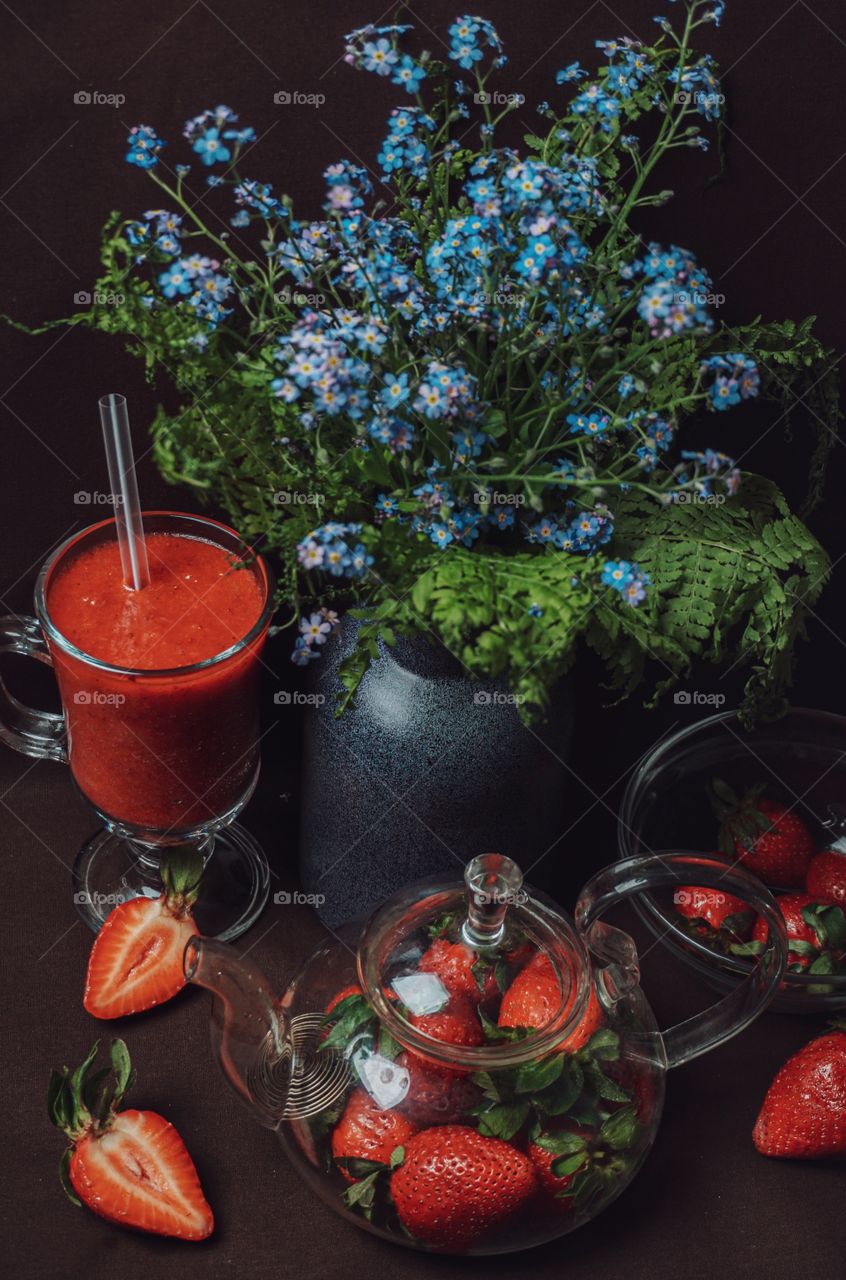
72, 822, 270, 940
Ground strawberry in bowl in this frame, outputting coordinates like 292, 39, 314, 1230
711, 780, 816, 888
743, 893, 846, 978
672, 881, 754, 951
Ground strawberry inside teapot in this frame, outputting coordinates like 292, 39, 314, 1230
185, 851, 788, 1254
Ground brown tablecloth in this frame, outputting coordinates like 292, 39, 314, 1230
2, 738, 843, 1280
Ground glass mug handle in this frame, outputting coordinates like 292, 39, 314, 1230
575, 852, 788, 1069
0, 615, 68, 762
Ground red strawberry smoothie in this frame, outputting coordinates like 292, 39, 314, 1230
45, 526, 269, 832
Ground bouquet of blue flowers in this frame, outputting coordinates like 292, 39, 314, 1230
19, 1, 837, 718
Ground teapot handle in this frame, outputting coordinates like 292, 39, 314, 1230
574, 852, 788, 1069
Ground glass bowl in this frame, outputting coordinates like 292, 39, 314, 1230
617, 707, 846, 1014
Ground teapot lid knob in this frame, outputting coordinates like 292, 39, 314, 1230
462, 854, 524, 947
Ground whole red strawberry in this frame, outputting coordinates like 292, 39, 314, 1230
418, 938, 499, 1005
331, 1087, 417, 1182
527, 1125, 591, 1212
498, 953, 604, 1052
752, 893, 846, 971
806, 851, 846, 906
712, 781, 816, 887
49, 1039, 213, 1239
673, 883, 753, 944
390, 1125, 537, 1249
497, 951, 559, 1029
396, 1051, 480, 1126
324, 984, 364, 1016
753, 1021, 846, 1158
409, 993, 484, 1068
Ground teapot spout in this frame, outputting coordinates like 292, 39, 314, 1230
184, 936, 291, 1128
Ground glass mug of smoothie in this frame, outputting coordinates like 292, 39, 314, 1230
0, 511, 275, 940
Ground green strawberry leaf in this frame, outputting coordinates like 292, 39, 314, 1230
335, 1157, 388, 1178
378, 1028, 401, 1061
58, 1149, 82, 1208
82, 1067, 112, 1123
427, 912, 455, 940
584, 1059, 630, 1103
599, 1104, 641, 1151
471, 959, 490, 994
389, 1145, 405, 1169
109, 1038, 133, 1097
47, 1070, 70, 1131
710, 777, 739, 810
819, 905, 846, 950
532, 1057, 584, 1116
534, 1130, 587, 1156
477, 1101, 530, 1141
478, 1008, 531, 1042
468, 1070, 501, 1100
729, 940, 765, 957
161, 846, 204, 902
721, 910, 753, 936
341, 1167, 383, 1216
321, 993, 368, 1025
568, 1097, 602, 1128
565, 1164, 607, 1207
494, 960, 510, 992
787, 938, 818, 957
550, 1151, 588, 1178
320, 999, 375, 1053
585, 1028, 620, 1061
515, 1053, 564, 1095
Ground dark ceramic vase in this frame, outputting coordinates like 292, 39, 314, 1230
299, 622, 575, 926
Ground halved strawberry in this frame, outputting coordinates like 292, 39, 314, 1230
49, 1039, 213, 1240
84, 850, 202, 1019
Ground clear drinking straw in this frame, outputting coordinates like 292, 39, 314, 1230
98, 393, 150, 591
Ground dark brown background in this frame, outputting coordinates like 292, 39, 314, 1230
1, 2, 845, 1277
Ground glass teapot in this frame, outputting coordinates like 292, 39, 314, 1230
185, 852, 787, 1255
